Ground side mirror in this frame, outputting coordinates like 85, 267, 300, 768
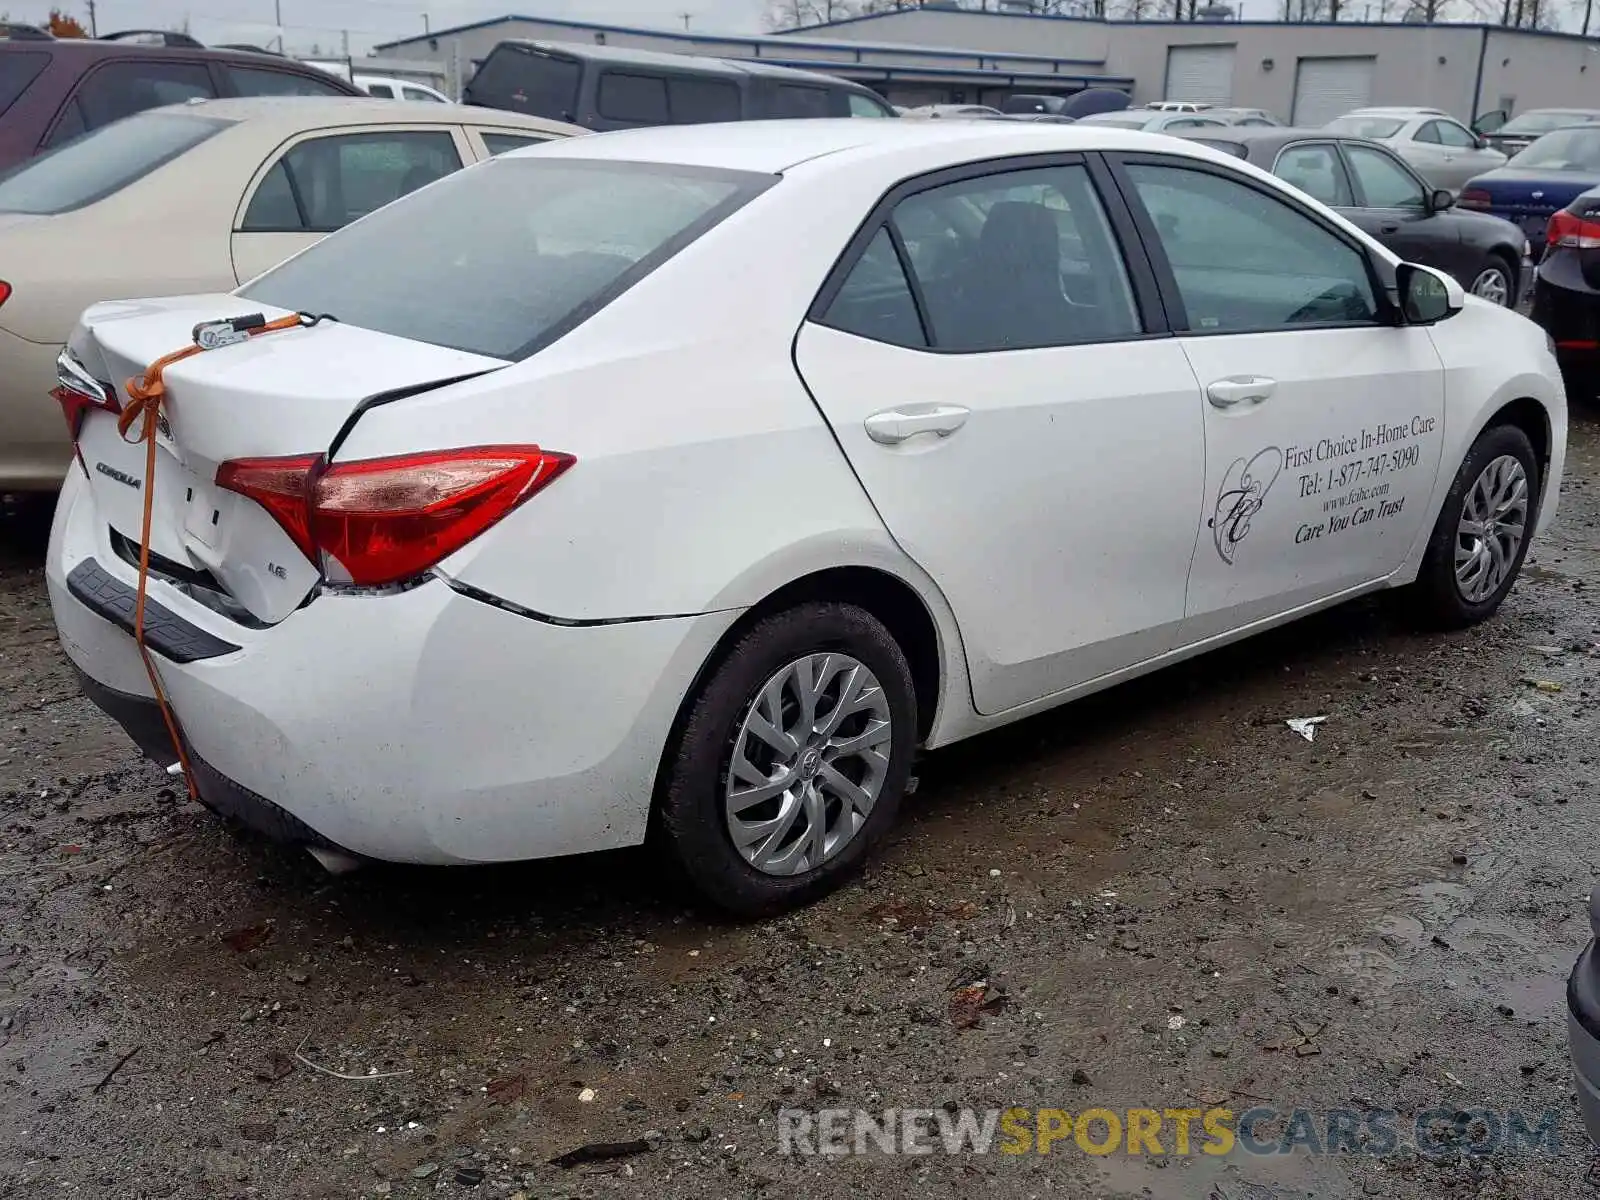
1475, 134, 1492, 150
1397, 262, 1464, 324
1429, 188, 1456, 212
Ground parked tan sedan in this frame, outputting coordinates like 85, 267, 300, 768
0, 97, 581, 492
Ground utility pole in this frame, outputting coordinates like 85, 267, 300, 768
274, 0, 283, 52
341, 27, 350, 58
423, 13, 430, 33
680, 10, 693, 27
86, 0, 96, 36
1585, 0, 1593, 35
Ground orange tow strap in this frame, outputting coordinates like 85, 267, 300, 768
116, 312, 310, 801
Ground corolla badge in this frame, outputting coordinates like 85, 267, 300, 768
1532, 190, 1545, 200
94, 462, 141, 490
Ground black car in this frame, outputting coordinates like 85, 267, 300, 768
1530, 185, 1600, 394
463, 39, 896, 130
1186, 127, 1528, 307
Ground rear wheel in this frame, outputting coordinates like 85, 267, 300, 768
1408, 423, 1539, 628
1467, 256, 1515, 308
657, 602, 916, 917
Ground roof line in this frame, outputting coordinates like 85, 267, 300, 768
371, 10, 1100, 64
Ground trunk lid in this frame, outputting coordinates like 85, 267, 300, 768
69, 294, 506, 625
1464, 169, 1600, 244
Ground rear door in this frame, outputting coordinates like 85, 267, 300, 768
230, 125, 468, 283
1108, 152, 1445, 640
793, 154, 1207, 715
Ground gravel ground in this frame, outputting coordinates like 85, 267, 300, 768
3, 411, 1600, 1200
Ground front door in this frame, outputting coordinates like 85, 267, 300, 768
793, 157, 1206, 714
1111, 154, 1447, 641
1338, 142, 1476, 285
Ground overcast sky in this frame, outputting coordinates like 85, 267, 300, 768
44, 0, 773, 55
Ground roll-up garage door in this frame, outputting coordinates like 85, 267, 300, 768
1292, 56, 1375, 127
1162, 45, 1235, 106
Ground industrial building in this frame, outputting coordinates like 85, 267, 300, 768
373, 8, 1600, 126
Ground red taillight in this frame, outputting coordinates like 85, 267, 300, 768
216, 446, 573, 587
0, 280, 11, 308
1459, 189, 1492, 210
1548, 208, 1600, 250
51, 382, 119, 441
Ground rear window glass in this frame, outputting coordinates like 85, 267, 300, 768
670, 76, 740, 123
0, 111, 229, 214
1510, 126, 1600, 170
0, 50, 48, 119
242, 158, 774, 361
772, 85, 831, 118
1500, 110, 1600, 135
1324, 116, 1405, 139
598, 71, 669, 124
466, 45, 579, 121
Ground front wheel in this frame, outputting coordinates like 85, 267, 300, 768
656, 602, 917, 917
1467, 257, 1515, 308
1408, 423, 1540, 628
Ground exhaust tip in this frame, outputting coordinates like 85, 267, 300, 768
307, 846, 364, 875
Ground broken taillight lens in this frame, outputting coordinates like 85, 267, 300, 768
52, 349, 120, 442
216, 446, 573, 587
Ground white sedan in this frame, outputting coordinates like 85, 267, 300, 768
45, 119, 1566, 915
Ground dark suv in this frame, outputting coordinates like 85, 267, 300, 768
0, 38, 362, 172
463, 40, 896, 130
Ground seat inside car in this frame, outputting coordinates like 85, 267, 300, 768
944, 201, 1073, 350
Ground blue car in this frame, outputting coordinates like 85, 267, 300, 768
1460, 124, 1600, 249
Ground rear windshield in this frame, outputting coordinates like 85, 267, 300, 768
1325, 116, 1404, 139
0, 50, 48, 119
467, 44, 580, 121
242, 157, 774, 361
0, 111, 229, 214
1078, 112, 1151, 128
1187, 137, 1248, 158
1509, 126, 1600, 170
1499, 110, 1600, 135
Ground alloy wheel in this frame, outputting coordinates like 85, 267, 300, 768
1455, 453, 1529, 603
1468, 265, 1511, 307
724, 652, 892, 876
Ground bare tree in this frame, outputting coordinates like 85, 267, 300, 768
763, 0, 865, 30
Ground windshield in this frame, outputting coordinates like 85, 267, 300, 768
243, 157, 774, 361
0, 111, 229, 214
1500, 110, 1600, 136
1324, 116, 1405, 139
1508, 126, 1600, 171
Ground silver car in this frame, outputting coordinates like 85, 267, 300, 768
1325, 107, 1507, 193
1075, 109, 1229, 134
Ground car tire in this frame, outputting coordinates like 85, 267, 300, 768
1408, 422, 1540, 629
1466, 255, 1516, 308
656, 602, 917, 917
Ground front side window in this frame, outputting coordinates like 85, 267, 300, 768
0, 111, 228, 214
1344, 144, 1426, 209
597, 71, 669, 124
243, 158, 773, 361
51, 60, 215, 145
848, 92, 894, 118
1126, 162, 1378, 332
228, 65, 349, 97
859, 163, 1140, 352
366, 82, 395, 99
1272, 143, 1354, 207
243, 130, 461, 233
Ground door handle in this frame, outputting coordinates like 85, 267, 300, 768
1206, 376, 1276, 409
864, 404, 970, 444
1380, 222, 1400, 234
